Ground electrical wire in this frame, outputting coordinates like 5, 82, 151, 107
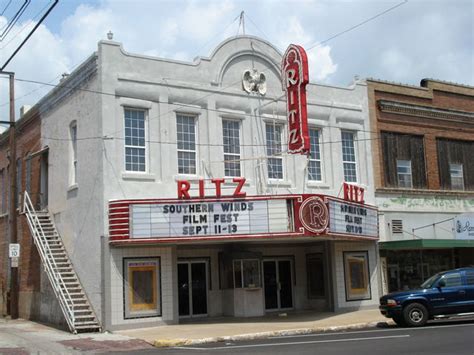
0, 0, 52, 50
0, 0, 30, 40
2, 0, 408, 133
0, 0, 12, 16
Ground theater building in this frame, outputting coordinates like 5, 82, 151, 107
2, 35, 380, 331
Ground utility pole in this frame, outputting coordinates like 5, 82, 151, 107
1, 72, 18, 319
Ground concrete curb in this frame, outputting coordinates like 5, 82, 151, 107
153, 321, 387, 348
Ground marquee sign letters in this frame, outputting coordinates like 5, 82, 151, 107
281, 44, 310, 154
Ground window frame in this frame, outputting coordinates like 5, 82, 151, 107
396, 159, 413, 188
308, 127, 323, 182
343, 251, 371, 301
124, 107, 147, 173
222, 119, 241, 178
69, 121, 78, 185
265, 122, 284, 180
123, 257, 161, 319
449, 163, 464, 190
341, 130, 358, 183
176, 113, 198, 175
233, 259, 261, 289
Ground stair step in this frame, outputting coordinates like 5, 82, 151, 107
74, 315, 96, 320
74, 324, 100, 331
74, 321, 100, 326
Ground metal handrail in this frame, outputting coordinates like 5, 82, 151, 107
23, 191, 76, 332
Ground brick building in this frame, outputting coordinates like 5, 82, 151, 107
1, 36, 381, 332
0, 106, 48, 320
367, 78, 474, 293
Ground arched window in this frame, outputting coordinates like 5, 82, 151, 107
70, 121, 77, 186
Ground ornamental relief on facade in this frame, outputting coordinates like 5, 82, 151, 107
242, 68, 267, 95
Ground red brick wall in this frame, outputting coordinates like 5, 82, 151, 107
0, 109, 42, 317
367, 79, 474, 191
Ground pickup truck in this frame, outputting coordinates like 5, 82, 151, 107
379, 267, 474, 326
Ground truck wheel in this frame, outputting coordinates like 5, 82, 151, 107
392, 315, 406, 327
403, 303, 428, 327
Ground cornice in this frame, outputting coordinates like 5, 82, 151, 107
378, 100, 474, 125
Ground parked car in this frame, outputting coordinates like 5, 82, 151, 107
379, 267, 474, 327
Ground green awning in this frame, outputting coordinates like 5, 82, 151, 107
379, 239, 474, 250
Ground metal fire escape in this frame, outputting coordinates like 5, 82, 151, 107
23, 192, 100, 333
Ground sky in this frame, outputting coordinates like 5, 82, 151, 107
0, 0, 472, 127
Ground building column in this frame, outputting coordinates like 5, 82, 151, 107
162, 246, 178, 324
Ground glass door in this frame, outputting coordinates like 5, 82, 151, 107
178, 261, 208, 317
263, 259, 293, 311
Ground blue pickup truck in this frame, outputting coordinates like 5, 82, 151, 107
379, 267, 474, 326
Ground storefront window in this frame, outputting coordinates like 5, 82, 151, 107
124, 258, 161, 318
307, 253, 325, 298
381, 249, 455, 292
233, 259, 261, 288
343, 251, 371, 301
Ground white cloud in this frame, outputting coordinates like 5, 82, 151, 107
277, 16, 338, 82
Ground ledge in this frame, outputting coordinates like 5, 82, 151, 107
267, 180, 292, 188
122, 173, 157, 181
67, 184, 78, 192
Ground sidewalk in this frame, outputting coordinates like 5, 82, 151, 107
117, 308, 391, 348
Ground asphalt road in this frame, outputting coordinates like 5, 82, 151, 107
130, 319, 474, 355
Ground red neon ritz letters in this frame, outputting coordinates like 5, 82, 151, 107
343, 182, 365, 203
282, 44, 310, 154
177, 178, 247, 199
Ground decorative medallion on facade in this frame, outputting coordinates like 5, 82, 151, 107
299, 196, 329, 234
242, 69, 267, 95
281, 44, 310, 154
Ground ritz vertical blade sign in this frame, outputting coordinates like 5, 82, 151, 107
282, 44, 310, 154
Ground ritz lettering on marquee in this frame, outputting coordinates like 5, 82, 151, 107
177, 177, 246, 199
281, 44, 310, 154
343, 182, 365, 204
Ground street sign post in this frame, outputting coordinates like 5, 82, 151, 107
9, 243, 20, 258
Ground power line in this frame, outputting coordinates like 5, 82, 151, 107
306, 0, 408, 51
0, 0, 30, 40
1, 0, 53, 50
0, 0, 12, 16
4, 0, 409, 128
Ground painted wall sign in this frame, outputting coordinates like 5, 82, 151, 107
177, 177, 246, 199
130, 199, 289, 239
327, 198, 378, 239
454, 213, 474, 240
281, 44, 310, 154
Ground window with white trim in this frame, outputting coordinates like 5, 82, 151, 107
124, 108, 146, 172
177, 114, 197, 175
396, 159, 413, 188
449, 163, 464, 190
308, 128, 322, 181
70, 122, 77, 185
341, 131, 357, 182
222, 120, 241, 177
266, 123, 283, 179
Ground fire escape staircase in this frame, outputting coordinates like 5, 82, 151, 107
23, 192, 101, 333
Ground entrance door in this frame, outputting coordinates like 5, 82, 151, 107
178, 261, 208, 317
263, 259, 293, 311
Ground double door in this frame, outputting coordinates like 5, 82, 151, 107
178, 261, 208, 317
263, 259, 293, 311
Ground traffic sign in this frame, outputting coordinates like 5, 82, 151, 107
9, 243, 20, 258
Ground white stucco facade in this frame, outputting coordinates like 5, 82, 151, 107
40, 36, 379, 330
